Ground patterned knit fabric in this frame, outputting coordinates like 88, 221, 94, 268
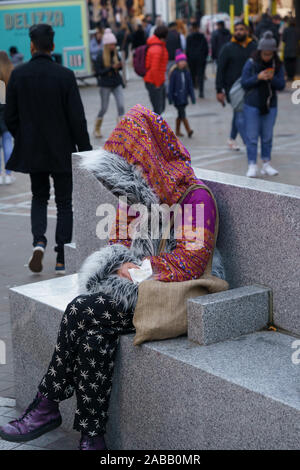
104, 104, 200, 206
104, 104, 216, 282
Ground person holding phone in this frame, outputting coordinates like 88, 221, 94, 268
241, 31, 285, 178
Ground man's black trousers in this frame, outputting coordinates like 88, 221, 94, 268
29, 172, 73, 264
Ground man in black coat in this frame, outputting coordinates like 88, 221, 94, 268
5, 24, 92, 274
255, 13, 280, 45
186, 21, 208, 98
216, 22, 256, 150
166, 22, 182, 61
211, 20, 231, 61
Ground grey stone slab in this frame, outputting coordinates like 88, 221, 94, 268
14, 444, 47, 450
9, 275, 300, 449
45, 433, 79, 450
0, 397, 15, 407
24, 427, 68, 448
0, 406, 17, 417
9, 273, 79, 312
193, 168, 300, 336
0, 388, 15, 399
72, 153, 119, 270
1, 407, 22, 418
187, 285, 271, 345
0, 439, 20, 450
64, 242, 77, 275
105, 331, 300, 450
0, 380, 15, 392
0, 415, 13, 426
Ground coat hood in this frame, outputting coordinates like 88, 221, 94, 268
146, 34, 165, 46
103, 104, 201, 206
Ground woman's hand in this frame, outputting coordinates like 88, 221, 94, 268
258, 70, 271, 81
117, 262, 140, 280
266, 68, 274, 80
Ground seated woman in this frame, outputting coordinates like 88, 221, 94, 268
0, 105, 225, 450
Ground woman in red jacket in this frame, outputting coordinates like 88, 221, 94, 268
144, 25, 169, 115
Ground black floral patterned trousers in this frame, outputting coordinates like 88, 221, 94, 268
38, 292, 135, 437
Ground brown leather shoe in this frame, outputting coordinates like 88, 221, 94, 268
175, 118, 184, 137
182, 118, 193, 138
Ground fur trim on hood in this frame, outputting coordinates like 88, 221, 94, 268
79, 148, 159, 207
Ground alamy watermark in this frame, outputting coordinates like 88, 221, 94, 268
291, 80, 300, 105
291, 340, 300, 365
94, 196, 206, 251
0, 339, 6, 365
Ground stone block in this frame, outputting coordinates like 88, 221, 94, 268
187, 285, 271, 345
195, 168, 300, 336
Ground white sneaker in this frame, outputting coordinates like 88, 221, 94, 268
0, 175, 3, 185
260, 162, 279, 176
28, 245, 45, 273
227, 139, 240, 151
4, 174, 12, 184
246, 163, 258, 178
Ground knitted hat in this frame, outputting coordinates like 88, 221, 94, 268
102, 28, 117, 45
175, 49, 187, 62
258, 31, 277, 51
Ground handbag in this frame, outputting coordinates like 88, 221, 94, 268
229, 77, 245, 112
132, 183, 229, 346
229, 58, 255, 112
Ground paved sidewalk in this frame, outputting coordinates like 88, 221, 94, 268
0, 64, 298, 450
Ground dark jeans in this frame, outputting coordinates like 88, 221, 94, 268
189, 60, 206, 96
175, 105, 186, 119
145, 82, 166, 115
30, 172, 73, 264
284, 57, 297, 81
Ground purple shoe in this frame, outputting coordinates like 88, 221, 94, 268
0, 391, 62, 443
79, 433, 108, 450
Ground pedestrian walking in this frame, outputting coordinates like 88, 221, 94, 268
144, 25, 169, 115
211, 20, 231, 62
216, 22, 256, 151
255, 13, 280, 45
168, 49, 195, 137
166, 22, 182, 63
282, 18, 299, 82
176, 19, 188, 51
186, 21, 208, 98
94, 28, 125, 138
0, 104, 225, 450
4, 24, 92, 274
131, 21, 146, 50
90, 28, 103, 69
241, 31, 285, 178
0, 51, 14, 185
166, 22, 182, 88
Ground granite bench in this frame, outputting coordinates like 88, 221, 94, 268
9, 275, 300, 449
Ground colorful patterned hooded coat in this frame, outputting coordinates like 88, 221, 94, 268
78, 105, 225, 311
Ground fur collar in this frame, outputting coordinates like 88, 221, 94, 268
79, 149, 159, 207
